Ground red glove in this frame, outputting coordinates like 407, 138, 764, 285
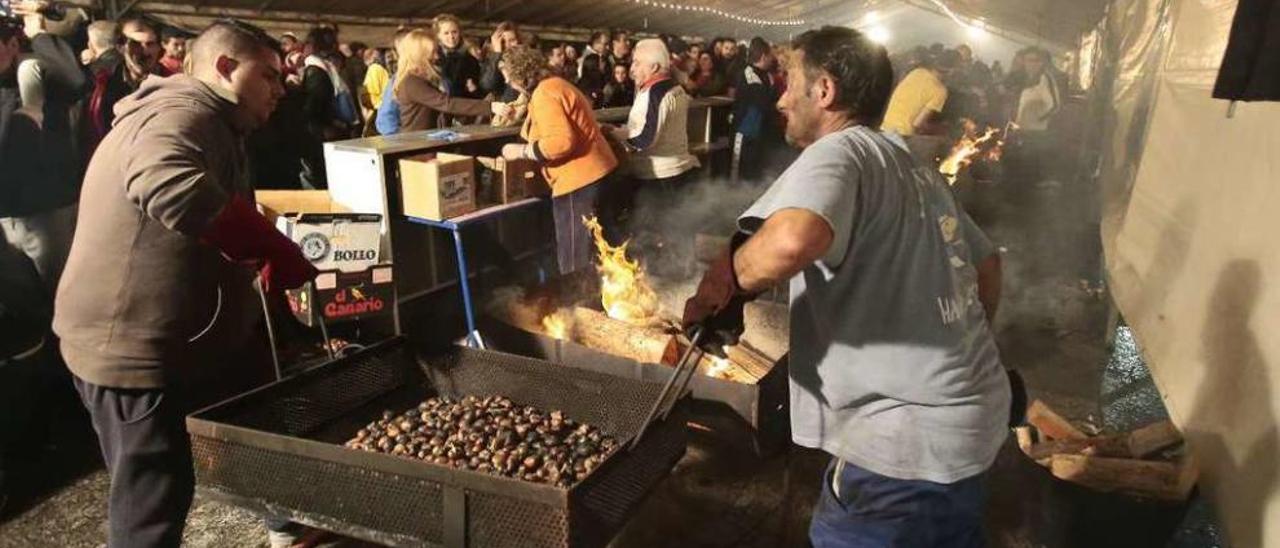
681, 233, 757, 355
202, 194, 319, 293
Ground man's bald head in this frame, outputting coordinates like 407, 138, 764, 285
189, 19, 281, 79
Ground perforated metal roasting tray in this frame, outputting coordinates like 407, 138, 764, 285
186, 337, 689, 548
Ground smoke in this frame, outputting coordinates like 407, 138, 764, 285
623, 176, 772, 281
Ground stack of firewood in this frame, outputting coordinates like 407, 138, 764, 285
1015, 400, 1198, 502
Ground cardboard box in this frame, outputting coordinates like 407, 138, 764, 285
476, 157, 547, 204
256, 190, 382, 273
256, 190, 350, 224
399, 153, 477, 220
287, 264, 395, 327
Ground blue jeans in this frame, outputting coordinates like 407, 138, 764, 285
810, 458, 988, 548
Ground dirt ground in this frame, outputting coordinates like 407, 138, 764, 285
0, 145, 1225, 546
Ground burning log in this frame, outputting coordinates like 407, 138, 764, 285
1050, 454, 1198, 502
939, 119, 1007, 185
567, 307, 680, 366
723, 342, 776, 381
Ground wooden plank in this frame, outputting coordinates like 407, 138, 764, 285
1028, 435, 1129, 461
1126, 420, 1183, 458
1014, 426, 1034, 454
1050, 453, 1198, 502
1026, 400, 1087, 441
569, 306, 680, 366
1026, 420, 1183, 460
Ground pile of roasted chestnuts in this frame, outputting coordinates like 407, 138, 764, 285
344, 395, 618, 487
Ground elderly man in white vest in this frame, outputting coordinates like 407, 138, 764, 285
609, 38, 700, 228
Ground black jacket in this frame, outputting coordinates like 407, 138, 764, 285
601, 80, 635, 108
439, 46, 482, 99
1213, 0, 1280, 101
480, 54, 519, 101
1, 33, 89, 217
303, 64, 339, 137
732, 64, 781, 140
0, 81, 44, 217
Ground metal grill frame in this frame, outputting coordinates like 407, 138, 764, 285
477, 317, 791, 456
187, 337, 689, 548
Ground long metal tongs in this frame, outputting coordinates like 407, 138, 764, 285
629, 327, 706, 450
256, 277, 335, 381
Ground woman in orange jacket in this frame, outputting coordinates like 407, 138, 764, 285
499, 46, 623, 275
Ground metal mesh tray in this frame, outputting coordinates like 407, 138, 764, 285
187, 337, 688, 548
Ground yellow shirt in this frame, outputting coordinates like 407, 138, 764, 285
362, 63, 391, 111
881, 68, 948, 136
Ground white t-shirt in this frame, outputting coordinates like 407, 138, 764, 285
739, 126, 1010, 484
1016, 73, 1060, 132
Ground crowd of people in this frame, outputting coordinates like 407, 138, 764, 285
1, 6, 791, 544
3, 4, 1020, 547
882, 41, 1070, 180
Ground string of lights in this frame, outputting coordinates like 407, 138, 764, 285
623, 0, 806, 27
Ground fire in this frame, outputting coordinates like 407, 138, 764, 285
939, 119, 1007, 185
707, 355, 734, 380
541, 312, 570, 340
582, 216, 660, 324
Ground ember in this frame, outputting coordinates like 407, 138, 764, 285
582, 216, 661, 325
541, 311, 571, 340
939, 119, 1008, 185
706, 355, 734, 380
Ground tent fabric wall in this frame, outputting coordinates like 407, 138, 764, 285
1088, 0, 1175, 253
1099, 0, 1280, 546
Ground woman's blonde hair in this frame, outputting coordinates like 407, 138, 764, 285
394, 28, 443, 95
433, 13, 462, 35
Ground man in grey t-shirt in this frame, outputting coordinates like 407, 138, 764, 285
684, 27, 1008, 547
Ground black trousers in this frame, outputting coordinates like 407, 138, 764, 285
74, 377, 193, 548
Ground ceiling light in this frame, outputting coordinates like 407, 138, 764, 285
867, 25, 890, 44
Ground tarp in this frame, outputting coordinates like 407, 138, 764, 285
1097, 0, 1280, 545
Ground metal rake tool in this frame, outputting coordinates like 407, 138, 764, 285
630, 327, 706, 450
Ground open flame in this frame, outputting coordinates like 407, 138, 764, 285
541, 311, 570, 340
939, 119, 1007, 185
583, 216, 660, 324
707, 355, 734, 380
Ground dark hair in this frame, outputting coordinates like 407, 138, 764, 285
121, 18, 156, 35
0, 16, 22, 44
160, 27, 189, 43
348, 41, 367, 54
665, 35, 689, 56
305, 26, 338, 54
935, 49, 960, 70
194, 19, 283, 68
590, 31, 610, 46
791, 26, 894, 125
747, 37, 770, 64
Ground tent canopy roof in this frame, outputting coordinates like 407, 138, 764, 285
125, 0, 1108, 47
